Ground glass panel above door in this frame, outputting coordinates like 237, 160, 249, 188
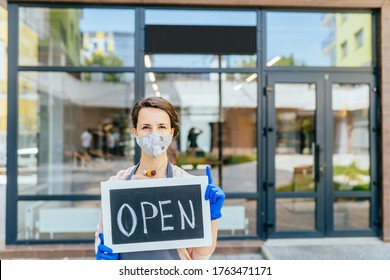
266, 12, 372, 67
145, 9, 257, 26
274, 83, 316, 192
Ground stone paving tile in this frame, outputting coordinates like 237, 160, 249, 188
262, 238, 390, 260
210, 253, 264, 260
66, 253, 265, 260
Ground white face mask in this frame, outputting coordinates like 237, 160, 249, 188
135, 133, 172, 159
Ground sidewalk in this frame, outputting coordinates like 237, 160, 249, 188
262, 237, 390, 260
211, 240, 264, 260
3, 237, 390, 260
0, 240, 264, 260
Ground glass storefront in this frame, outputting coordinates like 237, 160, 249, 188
6, 5, 377, 243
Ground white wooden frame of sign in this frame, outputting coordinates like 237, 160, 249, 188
101, 176, 211, 253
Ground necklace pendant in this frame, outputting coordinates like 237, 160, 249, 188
145, 170, 157, 177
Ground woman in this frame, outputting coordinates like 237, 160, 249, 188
95, 96, 225, 260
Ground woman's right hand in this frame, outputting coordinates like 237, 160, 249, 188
96, 233, 119, 260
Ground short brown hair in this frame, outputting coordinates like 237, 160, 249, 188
131, 97, 180, 138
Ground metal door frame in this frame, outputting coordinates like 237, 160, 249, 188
265, 71, 379, 238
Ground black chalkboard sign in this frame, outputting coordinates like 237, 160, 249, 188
101, 176, 211, 253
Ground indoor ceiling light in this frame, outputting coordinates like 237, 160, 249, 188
266, 56, 282, 67
245, 73, 257, 83
148, 72, 156, 83
144, 55, 152, 68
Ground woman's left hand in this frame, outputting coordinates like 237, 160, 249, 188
96, 233, 119, 260
205, 166, 225, 220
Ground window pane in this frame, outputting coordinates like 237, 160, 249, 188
0, 6, 6, 243
266, 12, 372, 67
145, 73, 218, 175
334, 198, 370, 230
19, 7, 135, 66
0, 6, 7, 170
332, 84, 370, 192
18, 72, 135, 195
145, 54, 256, 68
146, 54, 217, 68
18, 200, 100, 241
355, 29, 364, 48
218, 199, 257, 236
276, 198, 316, 231
221, 73, 257, 193
146, 9, 256, 26
145, 72, 257, 193
275, 83, 316, 193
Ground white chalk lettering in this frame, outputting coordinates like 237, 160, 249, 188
117, 199, 197, 237
117, 203, 137, 237
178, 200, 195, 229
159, 200, 174, 231
140, 202, 158, 234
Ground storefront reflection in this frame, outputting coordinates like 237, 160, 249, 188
17, 71, 135, 195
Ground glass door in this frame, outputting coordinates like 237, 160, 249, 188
326, 73, 379, 237
266, 73, 326, 237
265, 72, 379, 238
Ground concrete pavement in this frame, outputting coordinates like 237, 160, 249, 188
261, 237, 390, 260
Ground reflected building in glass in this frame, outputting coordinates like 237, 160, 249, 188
2, 0, 390, 253
0, 6, 7, 163
322, 13, 372, 67
81, 31, 135, 67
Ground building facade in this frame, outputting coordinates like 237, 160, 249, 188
2, 0, 390, 245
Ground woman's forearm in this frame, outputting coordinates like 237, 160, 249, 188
192, 219, 219, 257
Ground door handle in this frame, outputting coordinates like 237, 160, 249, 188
312, 142, 320, 183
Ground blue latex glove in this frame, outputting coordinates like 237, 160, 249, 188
96, 233, 119, 260
205, 166, 225, 220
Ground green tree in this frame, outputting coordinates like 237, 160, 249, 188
274, 54, 296, 66
84, 53, 124, 82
